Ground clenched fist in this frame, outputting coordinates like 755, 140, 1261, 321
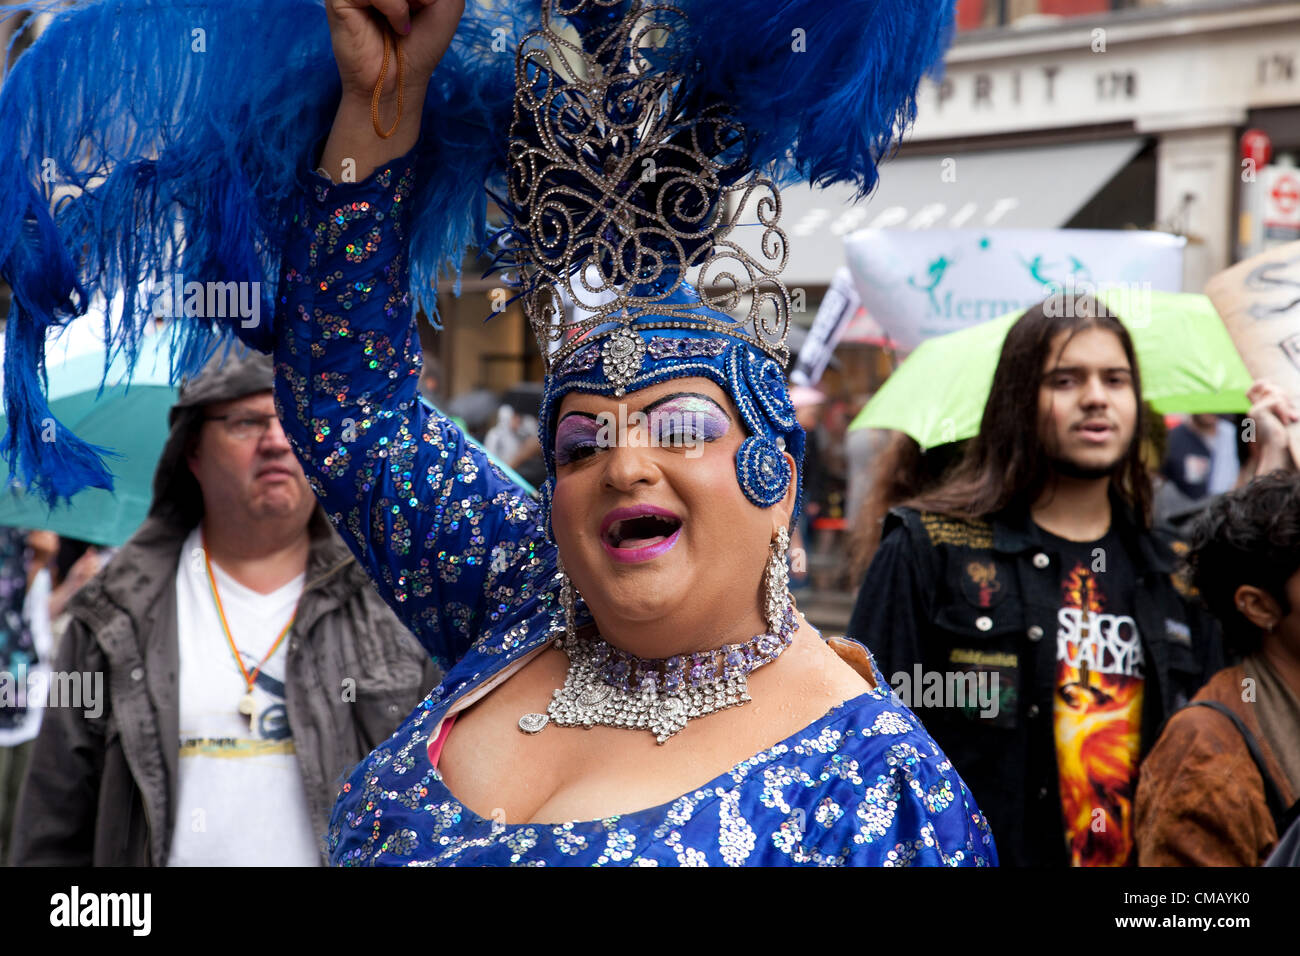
318, 0, 466, 181
325, 0, 465, 103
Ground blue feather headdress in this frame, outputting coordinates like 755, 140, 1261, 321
0, 0, 953, 505
486, 0, 953, 532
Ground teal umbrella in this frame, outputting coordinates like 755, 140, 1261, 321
850, 291, 1254, 449
0, 330, 178, 547
0, 332, 538, 548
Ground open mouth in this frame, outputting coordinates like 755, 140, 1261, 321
600, 506, 683, 561
604, 513, 681, 549
1075, 421, 1112, 438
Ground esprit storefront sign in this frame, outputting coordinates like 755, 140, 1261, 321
906, 25, 1300, 140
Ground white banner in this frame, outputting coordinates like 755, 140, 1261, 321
790, 268, 860, 388
843, 229, 1186, 350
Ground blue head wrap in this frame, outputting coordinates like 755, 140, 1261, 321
536, 283, 806, 539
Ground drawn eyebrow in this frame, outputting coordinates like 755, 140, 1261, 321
556, 411, 600, 425
557, 392, 733, 423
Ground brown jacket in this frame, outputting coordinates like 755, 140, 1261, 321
1135, 666, 1296, 866
9, 347, 439, 865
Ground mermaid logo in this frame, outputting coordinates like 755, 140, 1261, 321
903, 237, 1026, 324
908, 244, 1100, 313
1019, 253, 1093, 291
907, 253, 956, 313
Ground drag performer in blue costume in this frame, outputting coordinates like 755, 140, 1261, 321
0, 0, 996, 865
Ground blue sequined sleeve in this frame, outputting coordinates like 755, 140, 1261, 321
253, 152, 555, 671
843, 737, 998, 867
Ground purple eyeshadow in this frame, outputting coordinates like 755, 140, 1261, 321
554, 395, 730, 463
554, 415, 600, 465
650, 396, 730, 442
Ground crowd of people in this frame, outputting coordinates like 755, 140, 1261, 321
0, 0, 1296, 870
6, 290, 1296, 868
845, 299, 1300, 866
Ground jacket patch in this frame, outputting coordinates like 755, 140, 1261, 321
1164, 618, 1192, 647
946, 648, 1020, 729
962, 560, 1004, 608
1169, 569, 1198, 599
1166, 539, 1199, 598
920, 513, 994, 550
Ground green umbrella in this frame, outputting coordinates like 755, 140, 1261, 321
850, 291, 1254, 450
0, 331, 179, 547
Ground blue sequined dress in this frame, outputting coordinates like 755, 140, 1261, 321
250, 154, 998, 867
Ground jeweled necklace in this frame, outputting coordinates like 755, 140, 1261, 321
517, 602, 799, 744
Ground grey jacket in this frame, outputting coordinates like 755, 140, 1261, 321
10, 348, 438, 865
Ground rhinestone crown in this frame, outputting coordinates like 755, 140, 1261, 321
500, 0, 792, 380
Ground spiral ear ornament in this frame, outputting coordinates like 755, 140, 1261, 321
736, 435, 791, 509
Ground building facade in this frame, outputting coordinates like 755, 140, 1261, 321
783, 0, 1300, 302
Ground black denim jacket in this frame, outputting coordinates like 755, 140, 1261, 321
847, 491, 1223, 867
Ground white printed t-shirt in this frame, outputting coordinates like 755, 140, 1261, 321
167, 526, 320, 866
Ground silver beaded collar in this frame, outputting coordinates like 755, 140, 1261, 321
517, 602, 798, 744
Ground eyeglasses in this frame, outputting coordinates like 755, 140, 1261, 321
203, 412, 282, 442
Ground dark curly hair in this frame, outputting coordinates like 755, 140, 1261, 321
1186, 470, 1300, 658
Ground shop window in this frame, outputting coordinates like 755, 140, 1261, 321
1039, 0, 1113, 15
955, 0, 988, 31
959, 0, 1153, 29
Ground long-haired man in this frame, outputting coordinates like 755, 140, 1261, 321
848, 295, 1223, 867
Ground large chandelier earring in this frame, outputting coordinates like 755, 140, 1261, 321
763, 525, 791, 635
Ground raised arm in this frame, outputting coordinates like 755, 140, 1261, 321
243, 1, 555, 669
315, 0, 459, 186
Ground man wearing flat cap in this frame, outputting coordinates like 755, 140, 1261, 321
11, 345, 437, 866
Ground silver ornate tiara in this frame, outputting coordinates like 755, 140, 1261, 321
503, 0, 791, 378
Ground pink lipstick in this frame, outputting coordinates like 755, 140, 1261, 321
599, 505, 683, 564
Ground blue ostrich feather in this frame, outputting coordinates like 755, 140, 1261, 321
0, 0, 531, 502
673, 0, 956, 194
0, 0, 951, 505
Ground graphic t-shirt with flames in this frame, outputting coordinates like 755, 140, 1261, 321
1046, 528, 1145, 867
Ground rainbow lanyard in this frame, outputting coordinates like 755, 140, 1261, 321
200, 533, 298, 716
